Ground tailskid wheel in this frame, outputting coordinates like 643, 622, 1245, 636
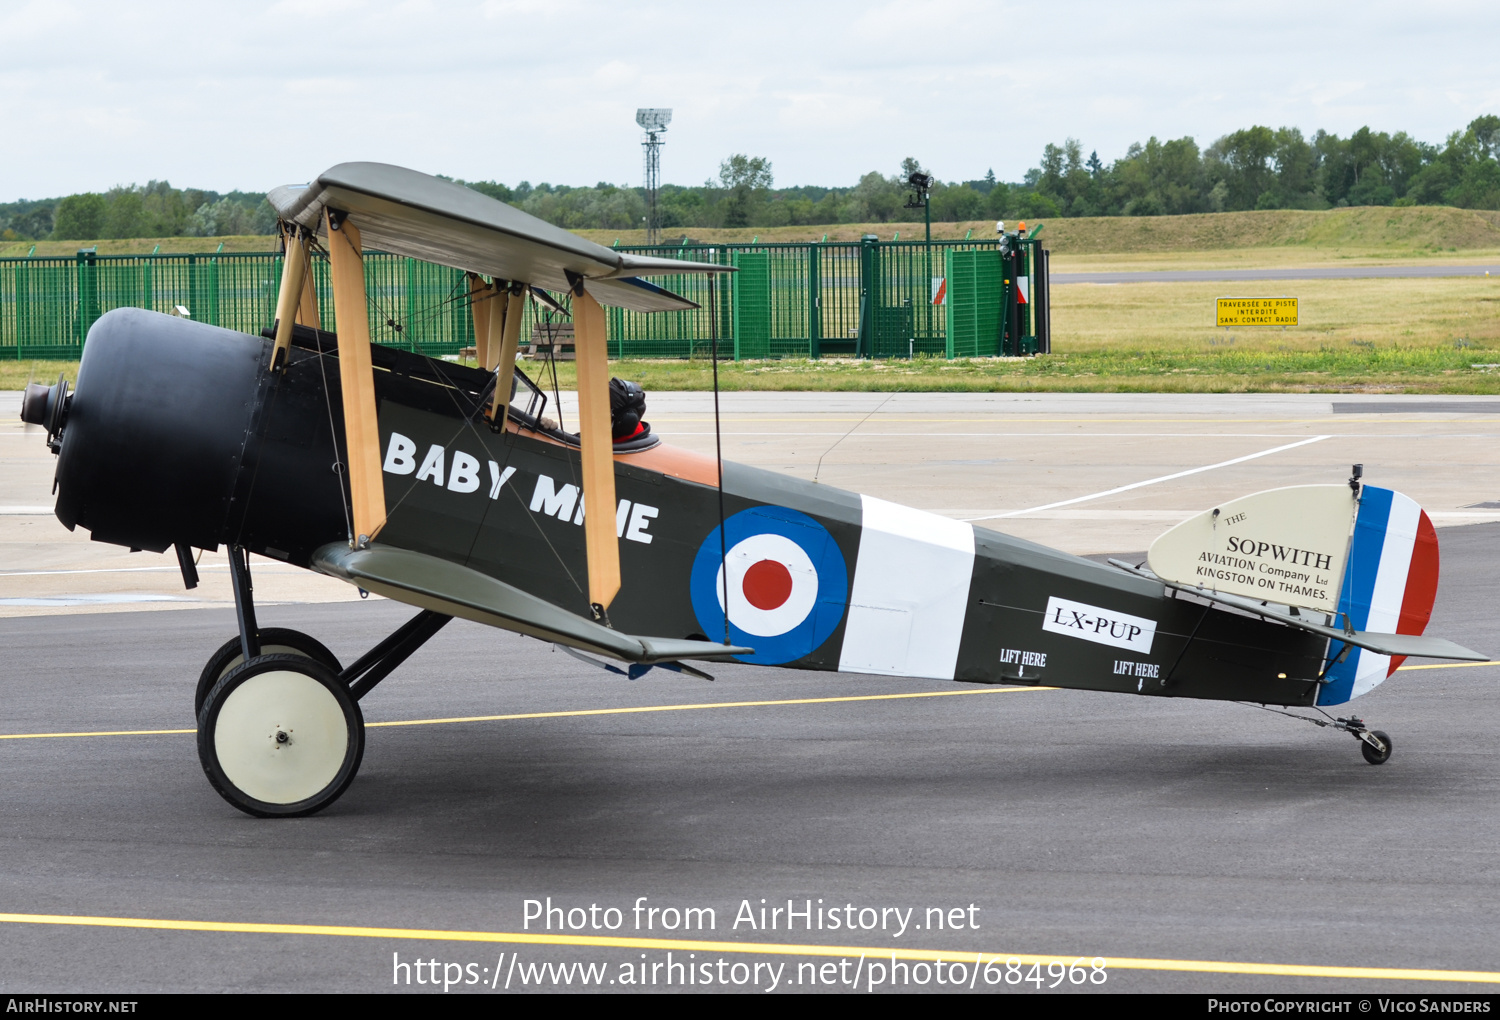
197, 654, 364, 817
195, 629, 341, 717
1359, 729, 1393, 765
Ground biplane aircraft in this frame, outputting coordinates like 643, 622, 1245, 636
18, 162, 1487, 817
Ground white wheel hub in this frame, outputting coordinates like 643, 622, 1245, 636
214, 669, 349, 805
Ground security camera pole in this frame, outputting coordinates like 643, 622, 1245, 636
905, 170, 934, 244
904, 169, 936, 356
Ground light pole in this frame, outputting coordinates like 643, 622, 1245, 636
636, 109, 671, 245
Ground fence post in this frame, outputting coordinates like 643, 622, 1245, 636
808, 242, 821, 359
1038, 249, 1051, 355
858, 234, 877, 358
15, 258, 29, 355
404, 257, 416, 353
1, 263, 10, 359
719, 247, 731, 359
944, 248, 955, 360
75, 248, 98, 347
187, 254, 198, 324
1020, 239, 1035, 355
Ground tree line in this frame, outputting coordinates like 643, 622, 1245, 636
0, 183, 274, 243
5, 115, 1497, 243
458, 115, 1500, 232
1026, 115, 1500, 218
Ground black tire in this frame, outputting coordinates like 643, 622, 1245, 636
197, 654, 364, 818
195, 629, 341, 718
1361, 730, 1393, 765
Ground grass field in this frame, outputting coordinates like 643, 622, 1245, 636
8, 205, 1500, 266
467, 274, 1500, 394
6, 274, 1497, 394
7, 207, 1499, 394
0, 235, 284, 258
573, 206, 1500, 261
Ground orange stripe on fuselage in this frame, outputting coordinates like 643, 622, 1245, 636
504, 418, 721, 487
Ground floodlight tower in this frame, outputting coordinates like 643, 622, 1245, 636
636, 108, 671, 244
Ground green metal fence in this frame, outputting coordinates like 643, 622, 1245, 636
0, 249, 488, 360
0, 238, 1038, 361
603, 239, 1010, 359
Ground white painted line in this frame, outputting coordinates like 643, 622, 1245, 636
963, 435, 1333, 522
0, 506, 55, 515
0, 566, 183, 578
661, 431, 1500, 440
0, 563, 304, 578
668, 432, 1326, 438
0, 594, 198, 607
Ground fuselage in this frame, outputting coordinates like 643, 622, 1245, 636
49, 309, 1330, 705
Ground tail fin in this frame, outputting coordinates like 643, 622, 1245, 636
1318, 487, 1440, 706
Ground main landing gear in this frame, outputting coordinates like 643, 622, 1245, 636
195, 546, 452, 817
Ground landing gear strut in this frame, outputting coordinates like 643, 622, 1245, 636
1240, 704, 1394, 765
195, 545, 453, 816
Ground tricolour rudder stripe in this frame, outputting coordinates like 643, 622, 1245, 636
1387, 509, 1440, 676
1319, 487, 1438, 705
838, 496, 975, 680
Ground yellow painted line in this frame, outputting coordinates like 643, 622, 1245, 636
0, 727, 196, 740
0, 912, 1494, 984
3, 660, 1488, 743
365, 686, 1046, 729
5, 661, 1494, 742
0, 686, 1047, 741
1397, 660, 1500, 671
5, 660, 1494, 741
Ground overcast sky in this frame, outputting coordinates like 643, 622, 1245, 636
3, 0, 1498, 201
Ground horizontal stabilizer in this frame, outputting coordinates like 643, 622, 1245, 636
1108, 559, 1488, 662
313, 543, 752, 664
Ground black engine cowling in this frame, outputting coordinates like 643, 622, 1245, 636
52, 308, 349, 563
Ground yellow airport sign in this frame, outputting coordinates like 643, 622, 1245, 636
1216, 297, 1298, 327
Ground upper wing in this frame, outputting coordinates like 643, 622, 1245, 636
312, 542, 752, 665
267, 162, 731, 312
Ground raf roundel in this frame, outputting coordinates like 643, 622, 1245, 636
690, 506, 848, 665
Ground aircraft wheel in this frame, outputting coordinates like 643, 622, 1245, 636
1360, 730, 1393, 765
195, 629, 341, 718
197, 654, 364, 818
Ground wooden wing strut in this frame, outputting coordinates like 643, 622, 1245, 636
324, 210, 388, 545
468, 274, 494, 370
572, 286, 620, 614
491, 287, 525, 422
271, 225, 312, 370
296, 258, 321, 327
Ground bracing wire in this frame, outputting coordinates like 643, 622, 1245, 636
710, 272, 729, 646
813, 393, 894, 483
